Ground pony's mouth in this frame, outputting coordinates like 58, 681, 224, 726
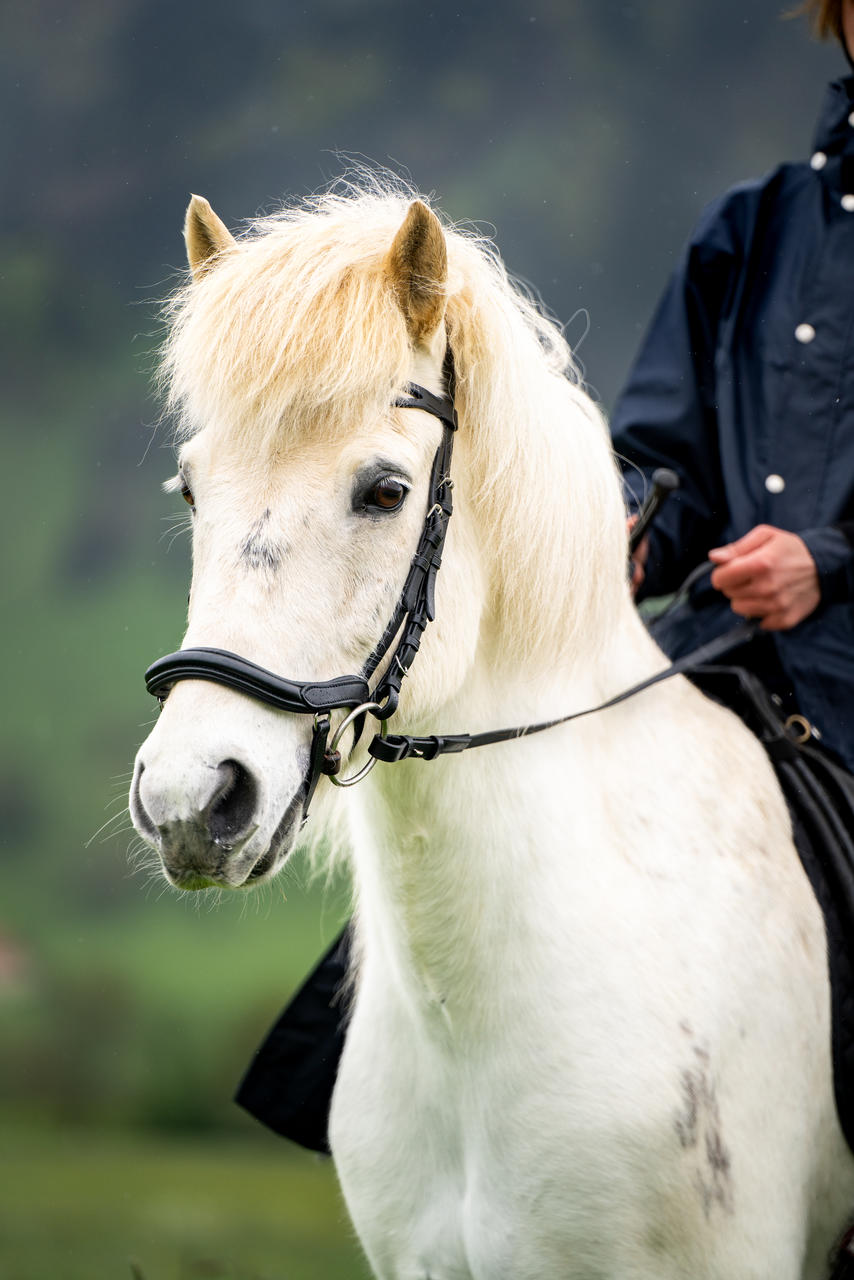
245, 778, 308, 883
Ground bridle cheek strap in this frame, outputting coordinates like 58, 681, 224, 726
363, 415, 455, 715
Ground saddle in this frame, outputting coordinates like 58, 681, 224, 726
236, 662, 854, 1162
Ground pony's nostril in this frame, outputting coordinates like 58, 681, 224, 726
130, 762, 159, 844
206, 759, 257, 846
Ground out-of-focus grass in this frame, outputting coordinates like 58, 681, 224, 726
0, 1124, 371, 1280
1, 872, 353, 1134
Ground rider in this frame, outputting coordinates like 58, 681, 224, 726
614, 0, 854, 774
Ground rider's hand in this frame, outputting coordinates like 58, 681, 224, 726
627, 515, 648, 596
708, 525, 820, 630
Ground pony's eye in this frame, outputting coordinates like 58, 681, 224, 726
367, 477, 407, 511
180, 479, 195, 510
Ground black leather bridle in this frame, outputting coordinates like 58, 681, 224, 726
145, 371, 458, 819
145, 360, 763, 824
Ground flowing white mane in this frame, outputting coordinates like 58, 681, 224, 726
159, 177, 630, 670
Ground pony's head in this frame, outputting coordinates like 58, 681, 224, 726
130, 180, 627, 890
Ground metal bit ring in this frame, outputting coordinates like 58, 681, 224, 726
328, 702, 387, 787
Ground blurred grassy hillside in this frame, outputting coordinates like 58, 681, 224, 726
1, 1125, 369, 1280
0, 0, 844, 1274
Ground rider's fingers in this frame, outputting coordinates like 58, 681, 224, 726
727, 592, 774, 618
711, 548, 778, 593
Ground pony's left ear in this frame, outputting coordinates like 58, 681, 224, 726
184, 194, 236, 279
384, 200, 447, 344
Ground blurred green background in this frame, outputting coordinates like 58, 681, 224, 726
0, 2, 843, 1276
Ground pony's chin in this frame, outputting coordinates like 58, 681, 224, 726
162, 834, 292, 891
168, 871, 228, 893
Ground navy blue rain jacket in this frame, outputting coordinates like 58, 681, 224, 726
611, 76, 854, 771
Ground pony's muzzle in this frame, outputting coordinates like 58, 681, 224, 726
131, 756, 261, 887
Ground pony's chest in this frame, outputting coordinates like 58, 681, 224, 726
330, 1103, 552, 1280
330, 1092, 625, 1280
328, 1008, 628, 1280
329, 1024, 471, 1274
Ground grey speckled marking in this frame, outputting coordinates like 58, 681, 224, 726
674, 1042, 733, 1217
240, 512, 287, 573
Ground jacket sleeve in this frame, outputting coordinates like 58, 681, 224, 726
800, 523, 854, 604
611, 196, 742, 599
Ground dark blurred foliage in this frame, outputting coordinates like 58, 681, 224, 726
0, 0, 843, 1132
2, 1, 842, 397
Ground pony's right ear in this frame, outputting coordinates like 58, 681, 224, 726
384, 200, 447, 344
184, 194, 236, 279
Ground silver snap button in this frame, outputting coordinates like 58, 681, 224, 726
810, 151, 828, 170
765, 474, 785, 494
843, 194, 854, 212
794, 323, 815, 344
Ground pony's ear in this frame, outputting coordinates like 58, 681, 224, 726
184, 194, 236, 279
384, 200, 447, 344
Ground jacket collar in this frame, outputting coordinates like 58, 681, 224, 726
811, 76, 854, 196
812, 76, 854, 159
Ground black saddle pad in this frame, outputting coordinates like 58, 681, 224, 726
235, 927, 350, 1154
237, 664, 854, 1158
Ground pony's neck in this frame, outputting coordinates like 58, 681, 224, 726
346, 345, 665, 1027
350, 616, 656, 1030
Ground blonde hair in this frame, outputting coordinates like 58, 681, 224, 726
797, 0, 844, 41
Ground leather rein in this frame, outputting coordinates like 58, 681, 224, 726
144, 362, 757, 822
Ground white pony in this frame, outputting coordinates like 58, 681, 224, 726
131, 182, 854, 1278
